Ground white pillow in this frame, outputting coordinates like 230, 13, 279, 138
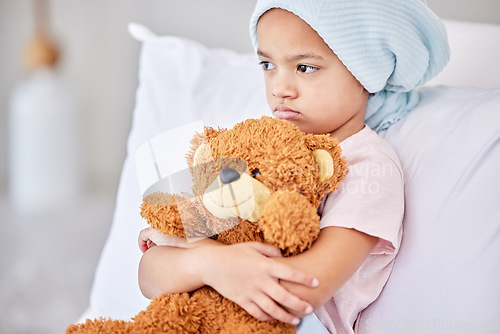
357, 86, 500, 333
82, 21, 500, 332
81, 24, 269, 321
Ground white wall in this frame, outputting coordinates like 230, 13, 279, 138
427, 0, 500, 25
0, 0, 498, 195
0, 0, 256, 194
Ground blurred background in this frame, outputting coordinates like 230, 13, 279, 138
0, 0, 499, 333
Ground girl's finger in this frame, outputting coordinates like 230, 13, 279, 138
138, 228, 151, 244
139, 241, 148, 253
270, 262, 319, 288
250, 242, 283, 258
262, 281, 313, 316
253, 293, 300, 325
243, 301, 275, 322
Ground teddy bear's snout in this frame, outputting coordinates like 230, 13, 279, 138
202, 167, 272, 223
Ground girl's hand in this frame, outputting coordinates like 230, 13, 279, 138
138, 228, 188, 253
198, 242, 318, 325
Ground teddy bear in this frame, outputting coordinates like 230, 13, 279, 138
66, 116, 347, 334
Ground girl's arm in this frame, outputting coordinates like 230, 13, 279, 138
138, 239, 318, 325
274, 226, 378, 310
138, 226, 376, 324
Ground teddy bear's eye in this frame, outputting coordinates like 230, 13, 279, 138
251, 169, 261, 178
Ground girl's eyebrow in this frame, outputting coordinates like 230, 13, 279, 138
287, 54, 324, 62
257, 50, 324, 62
257, 50, 270, 58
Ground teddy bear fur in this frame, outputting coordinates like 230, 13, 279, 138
67, 116, 346, 334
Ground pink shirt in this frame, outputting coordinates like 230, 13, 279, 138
315, 126, 404, 334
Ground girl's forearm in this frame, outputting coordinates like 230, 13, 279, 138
138, 245, 206, 299
274, 227, 378, 310
138, 240, 320, 324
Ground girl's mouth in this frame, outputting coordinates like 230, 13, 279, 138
274, 105, 300, 120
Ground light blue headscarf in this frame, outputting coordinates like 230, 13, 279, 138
249, 0, 450, 132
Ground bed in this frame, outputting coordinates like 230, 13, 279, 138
77, 19, 500, 333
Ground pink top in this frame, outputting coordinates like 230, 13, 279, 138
315, 126, 404, 334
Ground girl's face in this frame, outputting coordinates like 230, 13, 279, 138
256, 8, 369, 141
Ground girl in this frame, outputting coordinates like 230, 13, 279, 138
138, 1, 449, 332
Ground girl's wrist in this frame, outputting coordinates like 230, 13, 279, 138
186, 237, 220, 248
192, 243, 225, 286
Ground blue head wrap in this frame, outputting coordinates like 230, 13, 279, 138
249, 0, 450, 132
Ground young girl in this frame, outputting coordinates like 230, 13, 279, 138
138, 1, 449, 332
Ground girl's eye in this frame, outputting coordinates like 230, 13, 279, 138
297, 64, 318, 73
259, 61, 276, 71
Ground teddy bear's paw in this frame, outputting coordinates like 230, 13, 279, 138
259, 190, 320, 256
141, 193, 188, 237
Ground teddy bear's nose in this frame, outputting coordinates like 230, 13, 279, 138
219, 168, 241, 184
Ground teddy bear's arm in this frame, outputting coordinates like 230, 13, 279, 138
141, 193, 187, 238
141, 192, 218, 240
258, 190, 320, 257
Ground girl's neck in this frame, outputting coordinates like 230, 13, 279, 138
329, 113, 366, 143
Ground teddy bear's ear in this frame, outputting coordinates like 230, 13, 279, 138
312, 149, 334, 182
186, 127, 221, 167
304, 134, 343, 182
192, 143, 214, 166
186, 126, 226, 167
186, 132, 208, 167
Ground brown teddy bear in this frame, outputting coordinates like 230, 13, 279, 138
67, 116, 347, 334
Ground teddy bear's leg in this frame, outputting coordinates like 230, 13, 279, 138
218, 309, 297, 334
258, 190, 321, 256
65, 318, 132, 334
66, 292, 207, 334
213, 294, 296, 334
192, 286, 232, 333
219, 317, 296, 334
131, 293, 204, 333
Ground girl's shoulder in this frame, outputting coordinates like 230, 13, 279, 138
339, 125, 402, 177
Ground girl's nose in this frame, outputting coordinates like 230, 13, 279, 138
271, 74, 297, 99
